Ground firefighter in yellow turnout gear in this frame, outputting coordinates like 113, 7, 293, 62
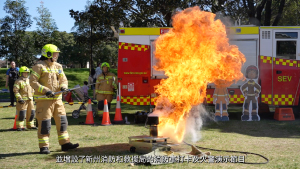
30, 44, 79, 154
96, 62, 117, 120
13, 66, 37, 131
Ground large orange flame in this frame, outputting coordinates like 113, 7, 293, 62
153, 7, 246, 143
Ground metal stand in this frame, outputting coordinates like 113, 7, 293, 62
128, 135, 169, 154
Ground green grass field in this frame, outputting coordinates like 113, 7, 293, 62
0, 101, 300, 168
1, 68, 300, 168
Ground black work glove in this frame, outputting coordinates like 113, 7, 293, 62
61, 87, 69, 95
18, 99, 25, 104
46, 91, 55, 98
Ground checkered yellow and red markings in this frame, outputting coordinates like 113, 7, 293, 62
260, 56, 298, 67
121, 96, 152, 105
229, 95, 244, 103
273, 58, 297, 67
206, 95, 214, 103
261, 94, 294, 105
118, 42, 149, 52
260, 56, 272, 64
122, 95, 245, 105
205, 94, 244, 104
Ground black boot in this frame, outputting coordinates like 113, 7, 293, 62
40, 147, 50, 154
252, 115, 260, 121
214, 115, 222, 121
17, 128, 23, 131
61, 142, 79, 151
222, 116, 229, 121
29, 127, 38, 130
241, 115, 249, 121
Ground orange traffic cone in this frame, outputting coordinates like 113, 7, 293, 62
101, 99, 112, 126
85, 99, 95, 125
11, 112, 17, 130
112, 96, 125, 124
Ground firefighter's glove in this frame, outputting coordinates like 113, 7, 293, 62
46, 91, 55, 98
61, 87, 69, 95
18, 99, 25, 104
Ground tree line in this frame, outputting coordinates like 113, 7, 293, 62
1, 0, 299, 68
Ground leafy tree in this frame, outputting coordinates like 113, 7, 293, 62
51, 31, 76, 65
195, 0, 295, 26
225, 0, 288, 26
69, 0, 120, 70
93, 41, 118, 68
276, 0, 299, 26
0, 0, 33, 66
33, 1, 58, 51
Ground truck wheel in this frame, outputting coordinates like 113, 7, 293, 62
130, 146, 136, 153
72, 110, 80, 119
292, 106, 300, 118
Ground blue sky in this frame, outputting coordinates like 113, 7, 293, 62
0, 0, 89, 33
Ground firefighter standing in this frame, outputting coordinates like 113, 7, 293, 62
95, 62, 117, 119
30, 44, 79, 154
13, 66, 37, 131
213, 84, 230, 121
241, 65, 261, 121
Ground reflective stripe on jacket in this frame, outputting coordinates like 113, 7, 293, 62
13, 77, 34, 101
95, 72, 117, 95
29, 60, 68, 101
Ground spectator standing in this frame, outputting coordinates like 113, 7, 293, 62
95, 62, 102, 77
5, 61, 19, 106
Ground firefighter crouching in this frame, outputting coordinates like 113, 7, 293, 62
96, 62, 117, 120
13, 66, 37, 131
29, 44, 79, 154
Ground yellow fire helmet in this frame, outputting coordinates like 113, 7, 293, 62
19, 66, 30, 73
19, 66, 30, 76
101, 62, 110, 70
41, 44, 60, 58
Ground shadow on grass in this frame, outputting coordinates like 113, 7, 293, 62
0, 152, 40, 159
202, 111, 300, 139
0, 129, 18, 132
49, 143, 131, 158
0, 128, 37, 132
1, 117, 15, 119
66, 112, 146, 127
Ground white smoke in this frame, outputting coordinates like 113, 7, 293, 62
183, 104, 209, 143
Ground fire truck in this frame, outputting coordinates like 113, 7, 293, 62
117, 26, 300, 112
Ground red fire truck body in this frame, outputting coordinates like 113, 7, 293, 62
117, 27, 300, 110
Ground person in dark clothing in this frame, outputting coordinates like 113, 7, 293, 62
5, 61, 19, 106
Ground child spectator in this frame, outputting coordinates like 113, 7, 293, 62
83, 81, 89, 97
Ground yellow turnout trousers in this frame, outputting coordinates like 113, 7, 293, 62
36, 100, 70, 148
16, 100, 36, 129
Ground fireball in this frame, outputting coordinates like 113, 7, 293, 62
153, 6, 246, 143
